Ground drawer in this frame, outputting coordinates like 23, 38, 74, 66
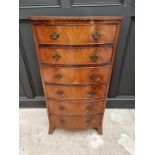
50, 113, 103, 129
45, 84, 107, 99
48, 99, 106, 115
42, 66, 111, 84
35, 25, 117, 44
39, 46, 113, 65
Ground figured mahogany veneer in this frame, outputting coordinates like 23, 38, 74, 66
48, 99, 106, 115
45, 84, 107, 99
30, 16, 123, 135
39, 46, 113, 65
49, 113, 103, 131
35, 25, 117, 44
42, 66, 111, 84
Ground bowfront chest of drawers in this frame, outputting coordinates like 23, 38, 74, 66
30, 16, 123, 135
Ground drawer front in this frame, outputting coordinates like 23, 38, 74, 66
39, 47, 113, 65
50, 113, 103, 129
35, 25, 116, 44
45, 84, 107, 99
48, 100, 106, 115
42, 66, 111, 84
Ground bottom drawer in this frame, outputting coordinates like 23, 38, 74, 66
49, 113, 103, 129
48, 99, 106, 115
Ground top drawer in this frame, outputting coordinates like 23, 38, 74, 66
35, 25, 117, 45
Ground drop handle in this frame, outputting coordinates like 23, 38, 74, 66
88, 90, 96, 95
89, 74, 97, 80
86, 106, 94, 111
85, 117, 92, 123
50, 32, 60, 39
58, 105, 65, 111
92, 32, 102, 39
56, 90, 64, 96
60, 118, 65, 124
90, 53, 98, 61
54, 73, 63, 79
52, 53, 61, 60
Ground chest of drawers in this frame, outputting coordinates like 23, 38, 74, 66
30, 16, 123, 135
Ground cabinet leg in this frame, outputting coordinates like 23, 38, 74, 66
48, 123, 55, 134
96, 126, 103, 135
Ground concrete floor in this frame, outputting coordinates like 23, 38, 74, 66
19, 109, 135, 155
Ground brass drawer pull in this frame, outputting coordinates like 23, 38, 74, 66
50, 32, 60, 39
56, 90, 64, 95
88, 90, 96, 95
86, 106, 94, 111
92, 32, 101, 39
86, 117, 92, 123
54, 73, 62, 79
89, 74, 97, 80
60, 118, 65, 124
90, 53, 98, 61
52, 53, 61, 60
58, 105, 65, 111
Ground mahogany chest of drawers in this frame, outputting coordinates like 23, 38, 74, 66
30, 16, 123, 135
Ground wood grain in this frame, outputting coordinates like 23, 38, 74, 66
38, 46, 114, 65
35, 25, 117, 44
49, 113, 103, 129
42, 66, 111, 84
29, 16, 123, 21
48, 99, 106, 115
30, 16, 123, 135
45, 84, 107, 99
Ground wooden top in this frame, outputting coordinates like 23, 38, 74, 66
29, 16, 123, 21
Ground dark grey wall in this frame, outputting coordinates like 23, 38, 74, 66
19, 0, 135, 108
